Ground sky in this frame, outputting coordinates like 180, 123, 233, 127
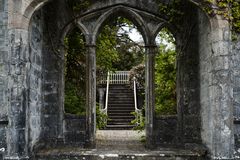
123, 26, 175, 50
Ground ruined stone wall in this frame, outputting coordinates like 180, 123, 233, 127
199, 8, 234, 159
28, 8, 44, 150
177, 3, 201, 144
198, 8, 212, 150
63, 114, 86, 146
233, 35, 240, 149
0, 0, 8, 151
33, 0, 76, 147
155, 116, 178, 146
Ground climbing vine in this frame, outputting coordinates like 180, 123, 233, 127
201, 0, 240, 34
66, 0, 90, 12
156, 0, 240, 34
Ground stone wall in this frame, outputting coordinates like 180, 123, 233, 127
28, 8, 44, 151
0, 0, 236, 159
63, 114, 86, 147
176, 2, 201, 144
0, 0, 8, 151
199, 8, 234, 159
233, 35, 240, 149
198, 8, 212, 150
155, 116, 178, 146
32, 0, 74, 148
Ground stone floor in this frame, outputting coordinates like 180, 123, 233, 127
96, 130, 145, 150
35, 130, 206, 160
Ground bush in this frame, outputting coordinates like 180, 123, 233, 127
96, 104, 108, 129
64, 81, 86, 116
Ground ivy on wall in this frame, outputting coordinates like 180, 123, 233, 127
156, 0, 240, 35
66, 0, 90, 12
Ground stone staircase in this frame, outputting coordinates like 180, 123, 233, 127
106, 84, 135, 130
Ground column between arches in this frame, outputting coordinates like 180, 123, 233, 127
145, 45, 158, 149
85, 38, 97, 148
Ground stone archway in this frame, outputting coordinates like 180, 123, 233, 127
0, 0, 234, 159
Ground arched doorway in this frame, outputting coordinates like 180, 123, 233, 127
1, 0, 234, 159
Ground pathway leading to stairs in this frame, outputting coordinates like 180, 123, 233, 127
96, 130, 145, 150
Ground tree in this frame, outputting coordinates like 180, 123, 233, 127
64, 28, 86, 115
155, 28, 177, 115
64, 17, 145, 115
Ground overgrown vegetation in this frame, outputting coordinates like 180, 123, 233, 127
157, 0, 240, 35
64, 28, 86, 116
155, 29, 177, 115
64, 0, 240, 126
64, 18, 145, 118
96, 104, 108, 129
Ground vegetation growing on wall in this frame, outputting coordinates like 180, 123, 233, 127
156, 0, 240, 34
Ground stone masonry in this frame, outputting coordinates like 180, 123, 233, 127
0, 0, 238, 159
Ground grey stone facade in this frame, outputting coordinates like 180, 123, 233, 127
0, 0, 8, 151
0, 0, 238, 159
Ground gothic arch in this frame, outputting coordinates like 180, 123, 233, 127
2, 1, 234, 159
22, 0, 52, 29
92, 6, 150, 45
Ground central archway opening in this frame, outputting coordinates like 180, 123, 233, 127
95, 16, 146, 149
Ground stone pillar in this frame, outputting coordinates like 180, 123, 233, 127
200, 16, 234, 159
145, 45, 157, 148
0, 0, 8, 154
98, 88, 106, 109
85, 43, 96, 148
4, 29, 29, 160
209, 19, 234, 159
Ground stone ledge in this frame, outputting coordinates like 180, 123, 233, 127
34, 147, 206, 160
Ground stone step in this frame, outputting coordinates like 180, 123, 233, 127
108, 104, 135, 107
108, 95, 134, 99
109, 89, 133, 93
108, 108, 135, 111
108, 120, 134, 124
35, 148, 205, 160
108, 113, 133, 116
108, 97, 134, 101
105, 124, 135, 130
108, 115, 135, 119
108, 110, 135, 114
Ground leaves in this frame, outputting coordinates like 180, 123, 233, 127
64, 28, 86, 115
155, 29, 177, 115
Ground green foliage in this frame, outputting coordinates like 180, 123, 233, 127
96, 17, 144, 73
157, 0, 184, 23
231, 1, 240, 33
201, 0, 240, 35
96, 24, 119, 72
96, 104, 108, 129
131, 111, 145, 131
155, 29, 177, 115
156, 0, 240, 34
129, 64, 145, 90
67, 0, 90, 12
64, 81, 86, 116
64, 28, 86, 115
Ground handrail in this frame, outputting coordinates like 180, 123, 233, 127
133, 77, 138, 111
133, 76, 142, 125
102, 71, 110, 114
98, 71, 130, 84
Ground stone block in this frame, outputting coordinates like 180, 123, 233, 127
44, 93, 59, 104
212, 41, 230, 56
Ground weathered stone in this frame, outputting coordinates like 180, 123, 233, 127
0, 0, 238, 159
